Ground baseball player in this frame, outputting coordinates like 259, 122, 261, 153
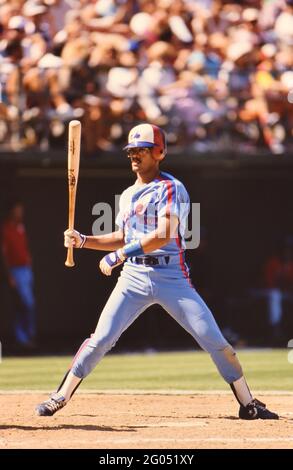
36, 123, 278, 420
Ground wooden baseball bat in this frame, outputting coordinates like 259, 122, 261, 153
65, 120, 81, 267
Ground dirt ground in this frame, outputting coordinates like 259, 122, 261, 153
0, 392, 293, 449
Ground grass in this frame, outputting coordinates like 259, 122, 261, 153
0, 349, 292, 391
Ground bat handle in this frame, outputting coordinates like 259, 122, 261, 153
65, 247, 75, 267
65, 221, 75, 268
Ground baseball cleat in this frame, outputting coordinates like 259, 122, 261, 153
35, 393, 67, 416
239, 398, 279, 420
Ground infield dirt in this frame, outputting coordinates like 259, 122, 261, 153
1, 393, 292, 449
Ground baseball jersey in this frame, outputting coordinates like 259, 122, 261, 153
115, 171, 190, 256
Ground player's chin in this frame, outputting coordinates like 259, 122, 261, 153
131, 162, 140, 171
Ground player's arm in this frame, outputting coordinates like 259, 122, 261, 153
99, 215, 178, 276
139, 214, 178, 253
64, 229, 124, 251
83, 230, 124, 251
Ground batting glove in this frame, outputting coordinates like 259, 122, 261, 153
64, 229, 86, 249
99, 249, 125, 276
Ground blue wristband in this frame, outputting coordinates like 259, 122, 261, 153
123, 240, 144, 258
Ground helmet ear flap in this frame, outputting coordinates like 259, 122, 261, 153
152, 146, 166, 161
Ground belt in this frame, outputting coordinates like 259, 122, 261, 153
129, 256, 170, 266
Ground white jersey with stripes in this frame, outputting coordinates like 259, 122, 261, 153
115, 171, 190, 256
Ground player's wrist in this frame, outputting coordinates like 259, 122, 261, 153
122, 240, 144, 258
116, 248, 126, 262
79, 233, 87, 248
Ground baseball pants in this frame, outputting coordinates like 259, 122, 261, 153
71, 256, 242, 383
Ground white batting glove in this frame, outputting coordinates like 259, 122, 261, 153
64, 229, 86, 249
99, 250, 125, 276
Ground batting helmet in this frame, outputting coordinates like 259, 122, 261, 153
123, 123, 167, 154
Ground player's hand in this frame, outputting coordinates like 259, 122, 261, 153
64, 229, 86, 249
99, 250, 125, 276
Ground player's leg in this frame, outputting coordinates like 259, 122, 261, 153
36, 267, 152, 416
69, 288, 150, 380
157, 275, 278, 419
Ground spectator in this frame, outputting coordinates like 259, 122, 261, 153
1, 200, 36, 350
0, 0, 292, 154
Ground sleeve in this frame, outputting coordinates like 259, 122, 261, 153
115, 209, 123, 231
115, 191, 126, 230
157, 180, 181, 218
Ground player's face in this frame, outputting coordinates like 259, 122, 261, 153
127, 147, 158, 173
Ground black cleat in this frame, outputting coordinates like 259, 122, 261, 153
35, 394, 66, 416
239, 398, 279, 420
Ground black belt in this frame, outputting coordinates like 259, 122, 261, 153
130, 256, 170, 266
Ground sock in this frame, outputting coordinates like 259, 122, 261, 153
56, 371, 82, 402
230, 376, 253, 407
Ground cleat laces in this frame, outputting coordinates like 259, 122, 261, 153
44, 395, 66, 412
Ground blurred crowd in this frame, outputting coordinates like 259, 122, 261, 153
0, 0, 292, 155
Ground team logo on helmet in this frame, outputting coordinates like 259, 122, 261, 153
132, 132, 141, 139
